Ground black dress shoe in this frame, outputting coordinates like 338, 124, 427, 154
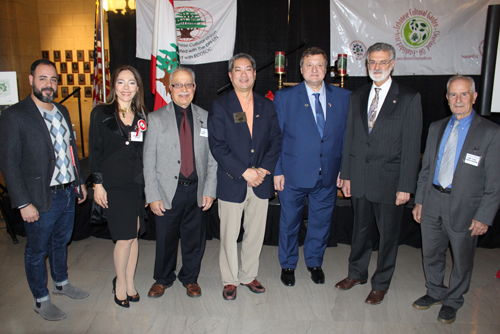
307, 267, 325, 284
281, 268, 295, 286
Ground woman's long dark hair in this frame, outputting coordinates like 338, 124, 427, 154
105, 65, 148, 121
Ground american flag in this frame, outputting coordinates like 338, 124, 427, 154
93, 0, 109, 107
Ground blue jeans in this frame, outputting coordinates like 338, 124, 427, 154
24, 187, 75, 299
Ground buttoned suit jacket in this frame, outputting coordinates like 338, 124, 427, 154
0, 95, 85, 212
274, 81, 351, 188
341, 81, 422, 204
143, 102, 217, 209
415, 113, 500, 231
208, 90, 282, 203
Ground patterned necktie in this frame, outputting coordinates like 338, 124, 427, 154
368, 87, 381, 133
438, 120, 460, 188
42, 110, 71, 184
179, 109, 194, 177
313, 93, 325, 137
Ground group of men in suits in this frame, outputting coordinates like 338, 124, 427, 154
2, 43, 499, 323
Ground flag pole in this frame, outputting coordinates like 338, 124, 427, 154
100, 0, 107, 101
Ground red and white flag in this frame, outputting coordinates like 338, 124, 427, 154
92, 0, 109, 107
150, 0, 179, 110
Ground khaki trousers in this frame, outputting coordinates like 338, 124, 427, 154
218, 186, 268, 286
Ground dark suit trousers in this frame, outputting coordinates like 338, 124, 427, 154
153, 182, 206, 285
348, 196, 403, 291
421, 187, 478, 310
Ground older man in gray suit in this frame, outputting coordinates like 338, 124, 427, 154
412, 75, 500, 324
144, 67, 217, 298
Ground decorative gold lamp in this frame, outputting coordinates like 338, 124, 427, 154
337, 53, 348, 88
275, 51, 286, 90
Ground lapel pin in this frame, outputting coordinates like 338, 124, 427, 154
393, 100, 397, 103
256, 114, 260, 118
473, 147, 479, 153
328, 103, 332, 107
305, 104, 309, 107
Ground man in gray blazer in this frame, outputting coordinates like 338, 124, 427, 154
144, 67, 217, 298
335, 43, 422, 305
0, 59, 88, 321
412, 75, 500, 324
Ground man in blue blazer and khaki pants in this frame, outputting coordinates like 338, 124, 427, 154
209, 53, 282, 300
273, 47, 351, 286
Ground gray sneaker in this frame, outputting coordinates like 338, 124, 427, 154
438, 305, 457, 324
52, 282, 89, 299
412, 294, 442, 310
34, 299, 66, 321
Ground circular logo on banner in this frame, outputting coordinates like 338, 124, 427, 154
174, 7, 214, 42
349, 40, 366, 60
394, 10, 440, 57
401, 17, 433, 50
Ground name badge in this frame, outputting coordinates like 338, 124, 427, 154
234, 112, 247, 123
130, 131, 143, 142
464, 153, 481, 166
200, 127, 208, 137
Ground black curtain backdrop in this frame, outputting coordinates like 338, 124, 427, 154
107, 0, 500, 151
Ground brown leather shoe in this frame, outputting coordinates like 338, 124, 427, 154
241, 279, 266, 294
183, 283, 202, 298
223, 284, 237, 300
335, 277, 367, 290
365, 289, 387, 305
147, 282, 173, 298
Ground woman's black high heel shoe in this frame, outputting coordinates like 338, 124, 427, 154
112, 277, 130, 308
127, 292, 140, 302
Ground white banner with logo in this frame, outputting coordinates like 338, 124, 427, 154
330, 0, 500, 76
137, 0, 236, 65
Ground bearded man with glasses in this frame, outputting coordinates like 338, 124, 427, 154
335, 42, 423, 305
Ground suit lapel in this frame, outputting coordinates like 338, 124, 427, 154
229, 90, 252, 140
25, 97, 55, 150
164, 103, 180, 151
324, 84, 339, 136
192, 104, 202, 162
299, 82, 322, 138
359, 86, 371, 134
457, 113, 481, 164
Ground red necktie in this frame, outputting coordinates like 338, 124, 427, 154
180, 109, 194, 177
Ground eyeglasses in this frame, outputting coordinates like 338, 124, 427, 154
368, 60, 393, 67
170, 83, 195, 89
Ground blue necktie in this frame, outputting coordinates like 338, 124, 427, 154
313, 93, 325, 137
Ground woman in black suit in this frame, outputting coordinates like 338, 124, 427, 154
88, 65, 148, 308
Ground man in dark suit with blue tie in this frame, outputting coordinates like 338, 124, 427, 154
273, 47, 351, 286
412, 75, 500, 324
208, 53, 282, 300
335, 43, 422, 305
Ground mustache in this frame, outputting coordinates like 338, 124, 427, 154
41, 87, 55, 93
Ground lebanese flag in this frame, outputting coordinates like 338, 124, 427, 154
151, 0, 179, 111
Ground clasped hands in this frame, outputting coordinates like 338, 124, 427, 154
243, 167, 269, 187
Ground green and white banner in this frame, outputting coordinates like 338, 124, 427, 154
137, 0, 236, 65
330, 0, 500, 76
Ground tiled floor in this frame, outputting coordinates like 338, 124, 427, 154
0, 222, 499, 334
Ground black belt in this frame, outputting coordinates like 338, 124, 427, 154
178, 180, 197, 186
50, 183, 72, 191
433, 184, 451, 194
